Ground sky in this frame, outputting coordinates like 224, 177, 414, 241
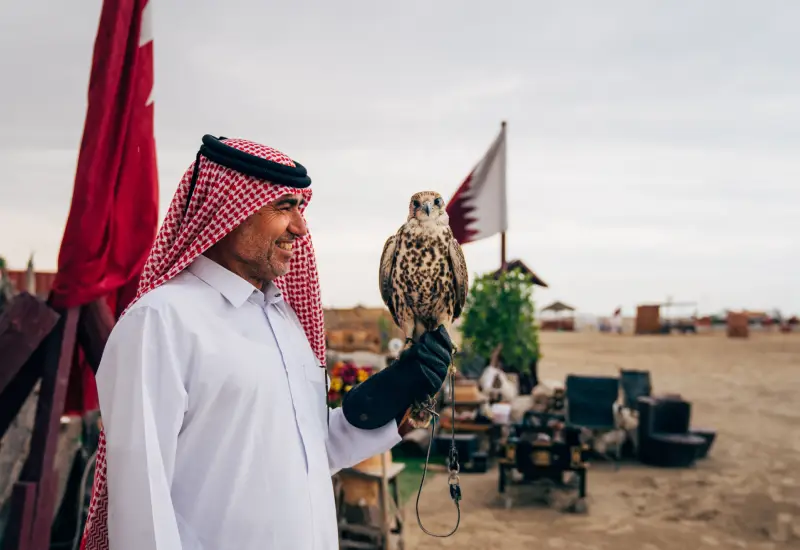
1, 0, 798, 316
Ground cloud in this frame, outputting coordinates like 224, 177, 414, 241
0, 0, 798, 316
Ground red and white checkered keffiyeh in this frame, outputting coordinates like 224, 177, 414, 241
81, 138, 326, 550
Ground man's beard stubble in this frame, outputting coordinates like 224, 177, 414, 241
250, 242, 288, 287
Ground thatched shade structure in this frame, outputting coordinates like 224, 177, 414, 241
541, 300, 575, 313
540, 300, 575, 331
491, 259, 548, 287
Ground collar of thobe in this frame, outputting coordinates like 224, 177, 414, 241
188, 254, 284, 308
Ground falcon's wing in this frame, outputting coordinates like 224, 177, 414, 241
448, 234, 469, 319
379, 233, 399, 319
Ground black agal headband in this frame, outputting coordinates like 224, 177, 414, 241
184, 135, 312, 216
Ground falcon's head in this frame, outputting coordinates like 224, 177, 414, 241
407, 191, 449, 225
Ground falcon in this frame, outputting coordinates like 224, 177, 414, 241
379, 191, 469, 423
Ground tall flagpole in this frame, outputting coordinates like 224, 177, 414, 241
500, 120, 508, 271
501, 233, 507, 271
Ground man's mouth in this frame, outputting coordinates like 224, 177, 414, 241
276, 241, 293, 251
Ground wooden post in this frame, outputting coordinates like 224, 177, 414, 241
500, 232, 507, 272
77, 298, 115, 374
0, 294, 59, 437
500, 120, 508, 272
380, 452, 391, 550
0, 293, 60, 397
28, 307, 79, 550
3, 307, 79, 550
2, 482, 37, 550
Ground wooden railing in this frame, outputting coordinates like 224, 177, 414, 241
1, 294, 113, 550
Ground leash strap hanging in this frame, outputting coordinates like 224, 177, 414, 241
414, 365, 461, 537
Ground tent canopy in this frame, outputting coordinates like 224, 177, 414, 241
541, 300, 575, 313
492, 259, 548, 287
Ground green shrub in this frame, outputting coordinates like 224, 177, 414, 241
459, 267, 540, 373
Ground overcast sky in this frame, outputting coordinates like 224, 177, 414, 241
1, 1, 797, 316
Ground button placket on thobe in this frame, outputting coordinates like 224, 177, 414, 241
261, 291, 327, 548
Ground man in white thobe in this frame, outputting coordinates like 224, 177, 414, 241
80, 135, 453, 550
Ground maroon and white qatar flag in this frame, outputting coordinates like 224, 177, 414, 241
446, 123, 508, 244
51, 0, 157, 416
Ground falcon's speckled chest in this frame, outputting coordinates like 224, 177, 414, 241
390, 223, 456, 331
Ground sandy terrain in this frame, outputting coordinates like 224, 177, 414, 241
403, 331, 800, 550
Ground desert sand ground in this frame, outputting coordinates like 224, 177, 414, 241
403, 331, 800, 550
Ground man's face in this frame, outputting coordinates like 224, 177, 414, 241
217, 193, 307, 285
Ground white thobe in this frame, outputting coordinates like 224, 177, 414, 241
96, 255, 401, 549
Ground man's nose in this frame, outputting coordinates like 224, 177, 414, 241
288, 211, 308, 237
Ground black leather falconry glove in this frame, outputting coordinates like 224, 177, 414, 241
342, 326, 453, 430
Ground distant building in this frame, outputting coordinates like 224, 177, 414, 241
6, 270, 56, 300
323, 305, 403, 353
539, 300, 576, 331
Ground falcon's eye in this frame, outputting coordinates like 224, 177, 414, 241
412, 200, 421, 209
434, 197, 443, 207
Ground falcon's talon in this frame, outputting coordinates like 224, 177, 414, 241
407, 401, 436, 429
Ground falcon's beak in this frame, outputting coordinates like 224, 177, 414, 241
422, 202, 432, 216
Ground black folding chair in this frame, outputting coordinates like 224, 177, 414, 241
565, 374, 623, 468
619, 369, 652, 410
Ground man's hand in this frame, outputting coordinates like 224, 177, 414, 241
342, 325, 454, 431
396, 326, 453, 402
